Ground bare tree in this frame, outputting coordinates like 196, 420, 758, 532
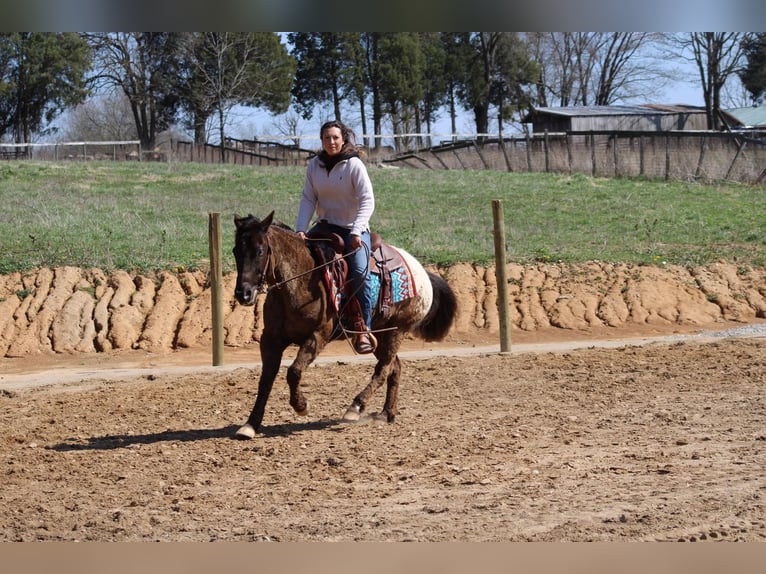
86, 32, 182, 151
60, 91, 138, 142
524, 32, 668, 107
666, 33, 752, 129
179, 32, 293, 160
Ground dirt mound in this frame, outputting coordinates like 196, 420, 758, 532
1, 261, 764, 359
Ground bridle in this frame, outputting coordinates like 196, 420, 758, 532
245, 228, 363, 294
252, 232, 276, 294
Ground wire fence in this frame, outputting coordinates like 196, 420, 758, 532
0, 141, 142, 161
3, 131, 764, 184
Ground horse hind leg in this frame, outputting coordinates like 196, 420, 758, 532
375, 355, 401, 423
342, 333, 401, 423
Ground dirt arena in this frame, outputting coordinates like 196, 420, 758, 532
1, 261, 765, 541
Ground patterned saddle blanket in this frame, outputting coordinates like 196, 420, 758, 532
307, 232, 417, 318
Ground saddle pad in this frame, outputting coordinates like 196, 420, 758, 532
370, 245, 417, 305
319, 243, 417, 314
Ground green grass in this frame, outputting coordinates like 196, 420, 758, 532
0, 161, 764, 275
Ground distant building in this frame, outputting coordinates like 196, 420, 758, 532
524, 104, 708, 133
720, 105, 766, 132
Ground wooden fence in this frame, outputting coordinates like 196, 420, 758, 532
174, 138, 313, 166
176, 131, 765, 184
382, 131, 766, 184
4, 131, 764, 184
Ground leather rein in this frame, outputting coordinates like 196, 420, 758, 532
255, 233, 361, 294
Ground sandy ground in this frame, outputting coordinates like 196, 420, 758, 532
1, 322, 764, 542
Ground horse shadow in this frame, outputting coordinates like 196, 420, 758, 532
48, 418, 345, 452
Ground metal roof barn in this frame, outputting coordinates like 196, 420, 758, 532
525, 105, 708, 133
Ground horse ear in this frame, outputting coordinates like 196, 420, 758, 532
262, 211, 275, 229
234, 214, 245, 229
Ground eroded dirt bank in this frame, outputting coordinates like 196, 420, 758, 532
1, 261, 764, 359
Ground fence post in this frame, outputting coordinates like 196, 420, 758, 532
492, 200, 512, 354
665, 134, 670, 180
208, 212, 224, 366
590, 133, 597, 177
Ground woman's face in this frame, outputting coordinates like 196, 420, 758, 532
321, 126, 344, 156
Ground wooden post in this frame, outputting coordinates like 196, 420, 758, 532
208, 212, 224, 366
492, 200, 512, 354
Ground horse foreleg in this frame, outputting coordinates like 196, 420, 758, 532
235, 342, 285, 439
286, 336, 324, 416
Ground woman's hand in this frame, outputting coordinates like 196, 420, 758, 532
349, 234, 362, 250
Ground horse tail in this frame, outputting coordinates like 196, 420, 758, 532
415, 271, 458, 342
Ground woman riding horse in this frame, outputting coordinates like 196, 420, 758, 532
232, 211, 458, 438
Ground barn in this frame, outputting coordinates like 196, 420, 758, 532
524, 104, 708, 133
720, 105, 766, 132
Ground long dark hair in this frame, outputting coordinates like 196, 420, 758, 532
318, 120, 366, 163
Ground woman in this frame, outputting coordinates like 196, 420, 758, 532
296, 120, 377, 354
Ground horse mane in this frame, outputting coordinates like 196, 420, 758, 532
239, 213, 293, 232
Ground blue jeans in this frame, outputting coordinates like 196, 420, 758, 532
330, 225, 373, 328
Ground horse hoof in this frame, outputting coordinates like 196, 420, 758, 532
234, 423, 256, 440
342, 404, 362, 422
370, 412, 389, 423
295, 407, 309, 416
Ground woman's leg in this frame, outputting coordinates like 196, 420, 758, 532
346, 230, 373, 328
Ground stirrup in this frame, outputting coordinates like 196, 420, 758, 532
354, 331, 377, 354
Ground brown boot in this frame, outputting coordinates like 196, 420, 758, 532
345, 296, 376, 354
354, 330, 377, 354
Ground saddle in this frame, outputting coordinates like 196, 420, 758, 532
305, 221, 416, 320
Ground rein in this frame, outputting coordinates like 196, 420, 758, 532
261, 235, 361, 293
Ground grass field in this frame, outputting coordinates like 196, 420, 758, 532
0, 160, 764, 274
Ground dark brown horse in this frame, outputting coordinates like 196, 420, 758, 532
231, 211, 458, 439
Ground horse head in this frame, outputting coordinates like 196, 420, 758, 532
233, 211, 274, 305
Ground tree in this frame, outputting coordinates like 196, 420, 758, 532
0, 32, 90, 143
178, 32, 294, 157
417, 33, 448, 146
592, 33, 659, 105
60, 91, 138, 142
86, 32, 182, 150
456, 33, 536, 139
288, 33, 361, 123
490, 34, 539, 136
361, 33, 384, 145
524, 32, 666, 108
669, 33, 752, 129
376, 33, 425, 151
739, 33, 766, 104
440, 33, 473, 138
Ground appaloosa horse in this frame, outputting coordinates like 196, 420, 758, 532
231, 211, 458, 438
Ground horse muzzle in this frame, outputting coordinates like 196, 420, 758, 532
234, 284, 257, 306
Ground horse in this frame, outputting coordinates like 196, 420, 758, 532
231, 211, 458, 439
